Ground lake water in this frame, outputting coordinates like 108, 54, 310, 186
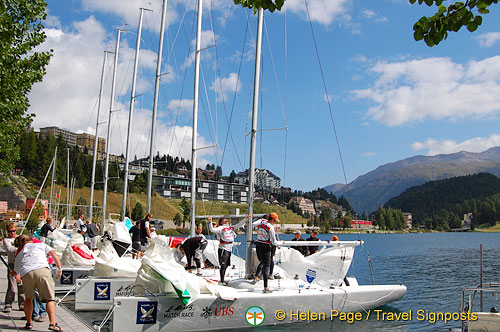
71, 232, 500, 331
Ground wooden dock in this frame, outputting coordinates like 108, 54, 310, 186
0, 260, 94, 332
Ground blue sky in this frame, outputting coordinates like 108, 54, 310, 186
30, 0, 500, 192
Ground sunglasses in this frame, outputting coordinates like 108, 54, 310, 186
7, 230, 16, 233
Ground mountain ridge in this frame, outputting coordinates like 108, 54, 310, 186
325, 147, 500, 213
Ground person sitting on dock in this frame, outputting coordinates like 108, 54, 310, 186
291, 230, 308, 256
252, 213, 281, 293
39, 217, 54, 244
208, 215, 248, 286
2, 222, 24, 313
13, 235, 63, 331
177, 236, 208, 276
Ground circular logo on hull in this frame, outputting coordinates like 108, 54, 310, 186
245, 306, 265, 326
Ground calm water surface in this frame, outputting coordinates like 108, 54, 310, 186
72, 232, 500, 331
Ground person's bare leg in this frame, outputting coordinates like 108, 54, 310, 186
24, 297, 33, 324
46, 300, 56, 325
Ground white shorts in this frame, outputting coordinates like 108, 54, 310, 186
89, 236, 99, 250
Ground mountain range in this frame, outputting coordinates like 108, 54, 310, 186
325, 147, 500, 214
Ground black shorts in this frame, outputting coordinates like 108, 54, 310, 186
132, 241, 141, 253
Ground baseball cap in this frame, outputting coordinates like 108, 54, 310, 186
269, 212, 279, 220
293, 230, 301, 235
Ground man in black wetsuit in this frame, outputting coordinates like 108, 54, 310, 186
306, 229, 320, 256
177, 237, 208, 275
291, 230, 308, 256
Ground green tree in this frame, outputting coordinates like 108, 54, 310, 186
131, 202, 145, 221
180, 197, 190, 229
26, 202, 44, 233
410, 0, 498, 47
173, 213, 183, 227
0, 0, 52, 173
233, 0, 285, 12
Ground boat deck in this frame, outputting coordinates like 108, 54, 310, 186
0, 260, 93, 332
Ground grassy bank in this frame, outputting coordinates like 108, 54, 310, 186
41, 185, 308, 224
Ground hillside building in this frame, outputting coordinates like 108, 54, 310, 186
40, 126, 77, 147
235, 168, 281, 191
152, 175, 248, 203
289, 196, 316, 216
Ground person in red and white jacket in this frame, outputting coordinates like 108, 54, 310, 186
208, 215, 249, 286
252, 212, 281, 293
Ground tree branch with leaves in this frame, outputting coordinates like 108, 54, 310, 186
410, 0, 498, 46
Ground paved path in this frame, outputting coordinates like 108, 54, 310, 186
0, 260, 93, 332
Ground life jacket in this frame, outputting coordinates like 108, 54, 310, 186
256, 220, 273, 244
220, 226, 235, 244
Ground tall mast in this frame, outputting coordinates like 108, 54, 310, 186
190, 0, 203, 237
146, 0, 168, 213
89, 51, 109, 221
245, 8, 264, 278
103, 29, 122, 229
66, 147, 70, 222
121, 9, 146, 221
48, 146, 57, 217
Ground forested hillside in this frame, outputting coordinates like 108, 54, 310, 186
384, 173, 500, 229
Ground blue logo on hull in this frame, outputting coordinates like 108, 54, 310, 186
305, 269, 316, 283
94, 282, 111, 300
136, 301, 158, 324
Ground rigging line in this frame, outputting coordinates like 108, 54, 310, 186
166, 4, 196, 158
263, 18, 288, 129
304, 0, 353, 210
199, 65, 218, 158
209, 2, 247, 171
324, 6, 357, 188
283, 2, 288, 186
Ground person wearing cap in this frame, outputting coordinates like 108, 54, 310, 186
331, 235, 339, 241
208, 215, 249, 286
252, 212, 281, 293
291, 230, 308, 256
306, 230, 320, 256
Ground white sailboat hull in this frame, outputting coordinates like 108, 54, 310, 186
112, 281, 406, 331
52, 266, 94, 293
75, 277, 136, 311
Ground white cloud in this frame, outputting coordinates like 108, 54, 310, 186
352, 56, 500, 126
168, 99, 193, 115
363, 152, 375, 157
210, 72, 241, 101
476, 32, 500, 47
27, 15, 213, 167
284, 0, 351, 26
362, 9, 387, 23
182, 30, 216, 68
412, 134, 500, 156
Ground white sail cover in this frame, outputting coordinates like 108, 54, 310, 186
94, 240, 141, 277
61, 238, 96, 266
134, 236, 220, 305
274, 244, 356, 287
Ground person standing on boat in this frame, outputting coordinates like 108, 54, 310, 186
129, 222, 141, 259
208, 215, 248, 286
2, 222, 24, 313
252, 213, 281, 293
177, 236, 208, 275
291, 230, 308, 256
76, 214, 86, 235
139, 212, 153, 254
85, 219, 99, 251
39, 217, 54, 244
306, 229, 320, 256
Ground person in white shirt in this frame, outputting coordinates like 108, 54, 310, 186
76, 214, 86, 235
13, 235, 63, 331
252, 212, 281, 293
2, 222, 24, 313
208, 215, 248, 285
189, 224, 206, 240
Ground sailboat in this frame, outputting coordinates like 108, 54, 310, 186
108, 4, 407, 332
